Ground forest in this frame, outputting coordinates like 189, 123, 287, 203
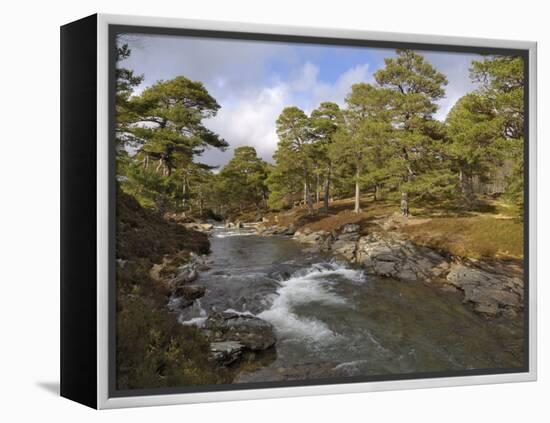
116, 46, 524, 223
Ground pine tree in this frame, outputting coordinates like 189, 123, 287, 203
374, 49, 450, 216
122, 76, 228, 212
271, 107, 316, 213
331, 84, 395, 213
310, 102, 344, 213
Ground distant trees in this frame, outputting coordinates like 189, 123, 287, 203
116, 44, 525, 221
470, 55, 525, 206
266, 49, 524, 217
217, 146, 270, 213
445, 93, 502, 199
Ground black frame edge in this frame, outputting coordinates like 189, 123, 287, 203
60, 13, 98, 409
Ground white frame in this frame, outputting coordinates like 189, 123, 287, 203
96, 13, 537, 409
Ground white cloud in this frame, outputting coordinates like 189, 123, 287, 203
203, 62, 372, 166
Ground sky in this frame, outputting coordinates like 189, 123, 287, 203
118, 33, 482, 168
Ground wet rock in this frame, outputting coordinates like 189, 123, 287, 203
183, 222, 213, 232
173, 284, 206, 301
446, 263, 523, 315
203, 311, 276, 351
210, 341, 245, 365
169, 267, 198, 286
331, 239, 357, 260
373, 260, 397, 277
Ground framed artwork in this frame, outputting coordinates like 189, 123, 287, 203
60, 14, 537, 409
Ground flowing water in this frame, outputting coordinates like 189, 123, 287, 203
174, 226, 524, 382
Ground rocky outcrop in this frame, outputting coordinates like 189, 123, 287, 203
169, 253, 208, 308
256, 224, 296, 236
356, 233, 450, 282
204, 311, 276, 351
269, 221, 523, 318
446, 263, 523, 316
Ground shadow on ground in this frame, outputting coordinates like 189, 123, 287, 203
36, 381, 60, 396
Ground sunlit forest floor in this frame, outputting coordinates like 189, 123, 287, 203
261, 195, 523, 262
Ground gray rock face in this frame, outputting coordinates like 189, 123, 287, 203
355, 234, 448, 282
203, 311, 276, 351
209, 341, 245, 365
446, 263, 523, 315
260, 220, 524, 318
331, 239, 357, 260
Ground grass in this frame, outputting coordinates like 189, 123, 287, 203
262, 194, 524, 261
399, 215, 524, 260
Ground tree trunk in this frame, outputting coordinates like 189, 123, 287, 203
304, 170, 314, 214
374, 184, 381, 201
323, 165, 331, 214
400, 192, 409, 216
182, 175, 187, 209
354, 167, 361, 214
316, 173, 320, 204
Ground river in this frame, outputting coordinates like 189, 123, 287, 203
173, 225, 523, 382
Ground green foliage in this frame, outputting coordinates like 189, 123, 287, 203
269, 107, 316, 212
470, 55, 525, 206
373, 49, 451, 212
217, 146, 269, 212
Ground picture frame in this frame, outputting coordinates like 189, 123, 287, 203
60, 13, 537, 409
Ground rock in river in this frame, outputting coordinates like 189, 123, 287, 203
203, 311, 276, 351
210, 341, 245, 365
173, 284, 206, 301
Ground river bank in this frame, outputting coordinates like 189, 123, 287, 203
254, 219, 524, 319
168, 223, 524, 382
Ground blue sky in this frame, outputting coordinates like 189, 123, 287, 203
119, 34, 481, 167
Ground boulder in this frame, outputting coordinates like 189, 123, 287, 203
173, 284, 206, 301
209, 341, 245, 365
200, 223, 214, 231
203, 311, 276, 351
340, 223, 360, 234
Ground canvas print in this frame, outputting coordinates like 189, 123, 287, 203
113, 31, 526, 392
